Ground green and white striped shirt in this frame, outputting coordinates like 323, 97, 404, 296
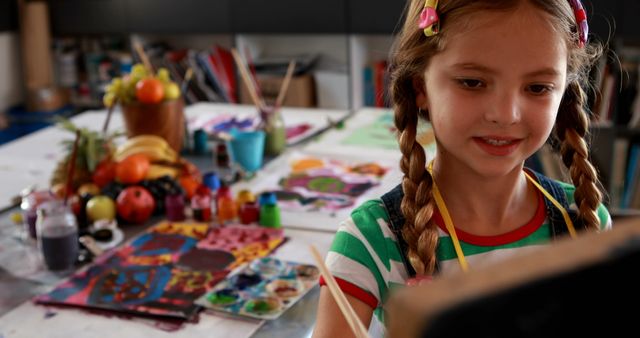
324, 182, 611, 324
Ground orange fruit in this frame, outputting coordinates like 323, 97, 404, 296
178, 176, 200, 200
116, 154, 150, 184
135, 78, 165, 104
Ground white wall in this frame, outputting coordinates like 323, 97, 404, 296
0, 32, 23, 113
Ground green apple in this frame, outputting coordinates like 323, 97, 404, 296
86, 195, 117, 221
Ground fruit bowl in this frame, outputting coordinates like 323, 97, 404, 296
104, 64, 185, 152
121, 99, 184, 152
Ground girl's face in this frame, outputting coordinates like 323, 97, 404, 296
418, 3, 568, 179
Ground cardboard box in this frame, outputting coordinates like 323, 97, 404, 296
239, 74, 316, 108
19, 0, 54, 90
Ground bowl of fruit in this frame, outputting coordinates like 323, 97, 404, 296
104, 64, 184, 152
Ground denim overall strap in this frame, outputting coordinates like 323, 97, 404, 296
380, 184, 417, 278
527, 169, 584, 237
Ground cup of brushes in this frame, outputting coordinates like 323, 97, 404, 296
231, 48, 296, 157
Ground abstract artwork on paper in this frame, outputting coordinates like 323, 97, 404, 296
340, 111, 398, 150
267, 155, 390, 212
35, 222, 285, 320
190, 113, 312, 145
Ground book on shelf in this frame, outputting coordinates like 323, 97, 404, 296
209, 45, 237, 103
610, 138, 630, 209
196, 51, 231, 103
622, 143, 640, 210
362, 59, 390, 108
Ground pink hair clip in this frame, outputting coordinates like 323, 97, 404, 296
568, 0, 588, 47
418, 0, 439, 37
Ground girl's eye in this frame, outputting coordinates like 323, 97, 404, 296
527, 84, 553, 95
457, 79, 485, 89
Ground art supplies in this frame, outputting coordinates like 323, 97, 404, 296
185, 102, 350, 147
35, 222, 286, 320
196, 257, 319, 320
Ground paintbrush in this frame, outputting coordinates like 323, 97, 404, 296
275, 60, 297, 108
309, 245, 370, 338
231, 48, 266, 112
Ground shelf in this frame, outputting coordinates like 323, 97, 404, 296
609, 208, 640, 218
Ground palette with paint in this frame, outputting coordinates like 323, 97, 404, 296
196, 257, 319, 320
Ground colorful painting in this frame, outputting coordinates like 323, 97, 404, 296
260, 154, 390, 213
35, 222, 285, 320
341, 111, 398, 149
195, 257, 319, 320
189, 113, 313, 146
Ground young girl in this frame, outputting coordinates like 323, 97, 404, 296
313, 0, 612, 337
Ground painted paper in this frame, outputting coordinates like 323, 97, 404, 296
35, 222, 285, 320
268, 154, 390, 213
341, 111, 398, 149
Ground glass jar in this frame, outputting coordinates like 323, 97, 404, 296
36, 200, 79, 271
263, 108, 286, 157
21, 190, 55, 239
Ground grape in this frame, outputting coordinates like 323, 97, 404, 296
103, 92, 116, 107
130, 63, 148, 78
110, 78, 123, 93
157, 68, 170, 83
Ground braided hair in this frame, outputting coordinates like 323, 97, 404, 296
389, 0, 603, 275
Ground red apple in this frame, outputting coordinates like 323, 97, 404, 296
116, 186, 155, 224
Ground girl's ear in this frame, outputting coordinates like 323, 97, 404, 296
413, 77, 428, 110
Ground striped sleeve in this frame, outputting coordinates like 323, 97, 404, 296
322, 200, 408, 309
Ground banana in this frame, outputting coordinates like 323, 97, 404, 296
114, 135, 178, 162
114, 145, 177, 163
115, 135, 176, 159
146, 164, 180, 180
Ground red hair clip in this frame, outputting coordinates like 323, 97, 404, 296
568, 0, 588, 47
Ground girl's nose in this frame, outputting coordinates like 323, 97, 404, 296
484, 91, 521, 126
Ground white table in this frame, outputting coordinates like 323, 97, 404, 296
0, 103, 352, 337
0, 103, 352, 211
